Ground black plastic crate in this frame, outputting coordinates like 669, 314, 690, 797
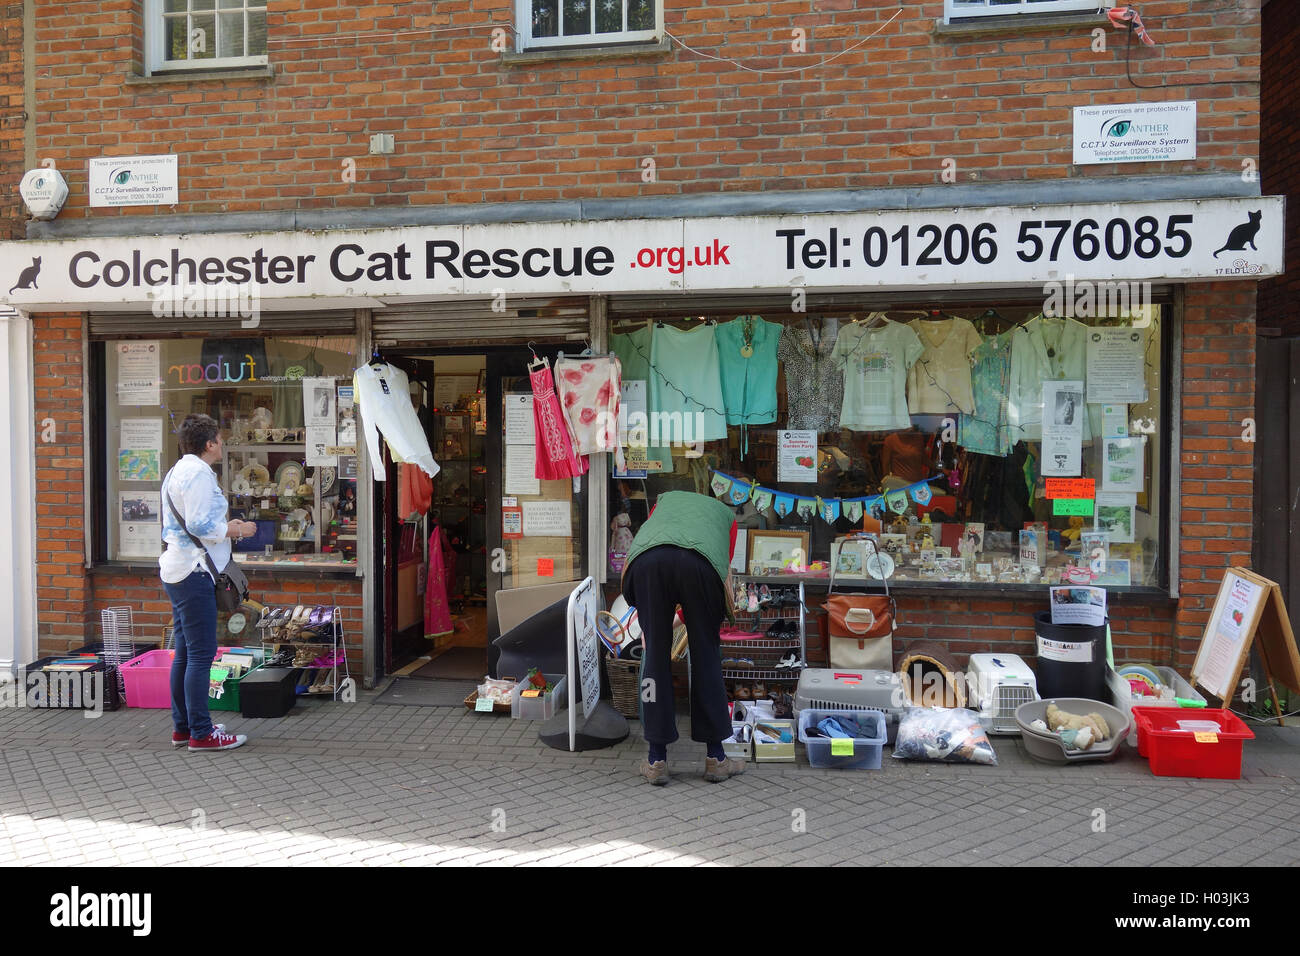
19, 657, 123, 712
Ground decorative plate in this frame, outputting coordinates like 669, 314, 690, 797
315, 466, 337, 496
237, 463, 271, 486
865, 551, 895, 581
275, 462, 305, 497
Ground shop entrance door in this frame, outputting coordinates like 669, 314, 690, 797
373, 345, 588, 682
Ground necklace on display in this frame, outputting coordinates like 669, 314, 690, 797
740, 315, 755, 358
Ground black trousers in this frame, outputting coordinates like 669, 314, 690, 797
623, 545, 731, 747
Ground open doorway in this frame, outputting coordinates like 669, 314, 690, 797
374, 344, 589, 684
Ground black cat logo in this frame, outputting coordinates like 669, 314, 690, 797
1213, 210, 1261, 258
8, 256, 41, 294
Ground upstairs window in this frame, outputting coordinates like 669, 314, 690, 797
945, 0, 1100, 23
517, 0, 660, 50
146, 0, 268, 73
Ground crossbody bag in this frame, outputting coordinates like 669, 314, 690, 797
163, 473, 251, 613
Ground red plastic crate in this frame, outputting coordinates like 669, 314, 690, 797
1131, 707, 1255, 779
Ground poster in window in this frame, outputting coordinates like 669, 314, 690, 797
1040, 381, 1084, 477
1093, 492, 1136, 544
1102, 436, 1144, 493
1086, 328, 1147, 405
116, 341, 161, 407
303, 377, 337, 466
337, 385, 356, 446
777, 430, 817, 483
118, 418, 163, 482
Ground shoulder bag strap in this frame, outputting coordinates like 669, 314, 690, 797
162, 471, 224, 581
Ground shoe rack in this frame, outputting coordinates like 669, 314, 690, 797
255, 605, 350, 701
721, 580, 807, 686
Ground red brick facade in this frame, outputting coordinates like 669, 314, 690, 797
1, 2, 24, 241
23, 1, 1264, 680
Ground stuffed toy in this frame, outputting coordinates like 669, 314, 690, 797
608, 512, 635, 575
1046, 702, 1111, 742
1061, 515, 1085, 544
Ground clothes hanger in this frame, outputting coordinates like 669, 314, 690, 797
526, 341, 547, 371
368, 346, 385, 368
977, 308, 1009, 334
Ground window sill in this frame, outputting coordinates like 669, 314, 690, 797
933, 12, 1106, 39
738, 573, 1177, 605
125, 65, 275, 86
502, 36, 671, 65
90, 559, 360, 579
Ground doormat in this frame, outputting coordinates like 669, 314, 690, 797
412, 646, 487, 680
374, 678, 479, 707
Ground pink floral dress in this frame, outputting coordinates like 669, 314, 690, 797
530, 359, 588, 480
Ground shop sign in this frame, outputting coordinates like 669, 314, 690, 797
1073, 101, 1196, 165
88, 155, 179, 208
0, 196, 1282, 309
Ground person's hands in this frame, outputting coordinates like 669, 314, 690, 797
228, 519, 258, 539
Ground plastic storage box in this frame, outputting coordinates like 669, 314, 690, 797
797, 709, 887, 770
1107, 665, 1206, 747
794, 668, 906, 744
1131, 706, 1254, 779
511, 674, 567, 720
121, 646, 231, 708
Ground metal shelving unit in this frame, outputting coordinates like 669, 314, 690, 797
255, 605, 350, 700
722, 580, 807, 683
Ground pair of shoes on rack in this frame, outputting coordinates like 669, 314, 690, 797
767, 620, 796, 639
775, 654, 805, 670
722, 657, 755, 669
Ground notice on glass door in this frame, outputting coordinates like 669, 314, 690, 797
522, 500, 571, 537
505, 393, 535, 445
504, 445, 540, 496
115, 341, 161, 406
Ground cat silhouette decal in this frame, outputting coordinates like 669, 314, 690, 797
8, 256, 41, 295
1213, 210, 1262, 258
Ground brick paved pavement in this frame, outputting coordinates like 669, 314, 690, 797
1, 685, 1298, 866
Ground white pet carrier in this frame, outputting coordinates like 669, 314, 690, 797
967, 653, 1039, 735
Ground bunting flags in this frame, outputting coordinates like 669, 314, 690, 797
707, 469, 940, 525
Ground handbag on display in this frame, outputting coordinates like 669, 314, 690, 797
821, 541, 896, 671
164, 477, 252, 613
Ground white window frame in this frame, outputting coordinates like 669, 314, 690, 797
515, 0, 662, 51
144, 0, 269, 74
944, 0, 1101, 24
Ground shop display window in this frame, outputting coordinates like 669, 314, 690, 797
101, 335, 360, 570
608, 303, 1167, 591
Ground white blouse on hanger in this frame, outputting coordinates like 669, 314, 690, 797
354, 362, 440, 481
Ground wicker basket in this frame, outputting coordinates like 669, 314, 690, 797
604, 656, 641, 719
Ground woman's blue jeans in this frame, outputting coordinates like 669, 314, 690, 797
163, 570, 218, 741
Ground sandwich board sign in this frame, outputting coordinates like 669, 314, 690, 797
1191, 568, 1300, 722
565, 576, 601, 750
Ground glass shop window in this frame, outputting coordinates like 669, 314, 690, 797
607, 302, 1166, 591
103, 335, 361, 570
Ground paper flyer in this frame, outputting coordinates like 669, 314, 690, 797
115, 341, 161, 406
777, 430, 817, 483
505, 445, 541, 496
522, 500, 571, 537
1086, 328, 1147, 404
505, 393, 536, 445
1199, 574, 1265, 696
118, 491, 162, 558
1049, 585, 1108, 627
1093, 491, 1137, 543
336, 385, 357, 446
303, 377, 336, 427
1101, 403, 1129, 439
1102, 436, 1144, 493
118, 418, 163, 481
1040, 380, 1084, 476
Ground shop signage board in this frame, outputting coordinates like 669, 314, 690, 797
1192, 568, 1300, 722
1073, 101, 1197, 165
0, 196, 1283, 309
565, 577, 601, 750
88, 154, 179, 208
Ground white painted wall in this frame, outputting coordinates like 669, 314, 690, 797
0, 309, 37, 675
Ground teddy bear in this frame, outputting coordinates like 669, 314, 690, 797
608, 512, 635, 575
1046, 702, 1111, 742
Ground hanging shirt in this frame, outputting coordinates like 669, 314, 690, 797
778, 318, 843, 433
906, 317, 982, 415
159, 454, 231, 585
1007, 316, 1094, 442
959, 330, 1014, 457
271, 348, 323, 429
714, 315, 780, 425
648, 323, 728, 443
353, 362, 440, 481
555, 355, 625, 468
831, 320, 923, 432
611, 324, 673, 472
398, 462, 433, 520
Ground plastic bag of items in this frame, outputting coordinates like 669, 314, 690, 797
476, 676, 517, 705
892, 707, 998, 766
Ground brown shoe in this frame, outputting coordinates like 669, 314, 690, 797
639, 759, 669, 786
703, 755, 746, 783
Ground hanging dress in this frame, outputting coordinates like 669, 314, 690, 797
555, 355, 626, 470
529, 358, 588, 480
424, 523, 456, 640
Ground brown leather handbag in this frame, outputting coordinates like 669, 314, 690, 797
821, 544, 897, 670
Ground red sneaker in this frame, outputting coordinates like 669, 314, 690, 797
187, 728, 247, 752
172, 724, 225, 748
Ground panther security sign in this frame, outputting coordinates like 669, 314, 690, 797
1073, 101, 1197, 165
88, 155, 179, 208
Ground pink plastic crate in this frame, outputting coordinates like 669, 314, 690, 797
121, 646, 231, 708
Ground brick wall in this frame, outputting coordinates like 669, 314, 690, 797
1258, 0, 1298, 334
1, 2, 23, 241
31, 0, 1259, 214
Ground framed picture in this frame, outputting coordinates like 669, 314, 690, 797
832, 539, 864, 577
747, 529, 810, 571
